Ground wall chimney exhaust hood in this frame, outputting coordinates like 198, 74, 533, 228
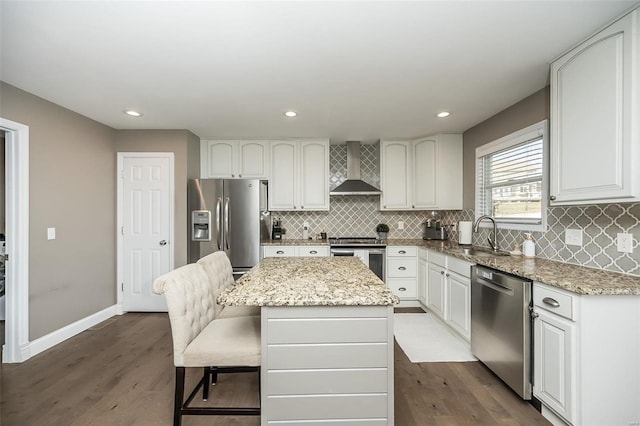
330, 141, 382, 196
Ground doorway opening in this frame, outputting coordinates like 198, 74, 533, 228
0, 117, 30, 363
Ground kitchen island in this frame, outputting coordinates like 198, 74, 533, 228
218, 257, 399, 425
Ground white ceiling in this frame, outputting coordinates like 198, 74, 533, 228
1, 1, 638, 142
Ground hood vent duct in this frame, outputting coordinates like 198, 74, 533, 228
329, 141, 382, 196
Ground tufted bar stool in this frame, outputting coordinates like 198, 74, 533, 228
153, 263, 261, 426
197, 251, 261, 319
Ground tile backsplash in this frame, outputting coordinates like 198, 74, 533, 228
275, 143, 640, 276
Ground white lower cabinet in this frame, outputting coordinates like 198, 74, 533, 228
262, 305, 394, 425
386, 246, 418, 300
426, 250, 471, 341
426, 260, 446, 318
417, 248, 428, 306
533, 282, 640, 426
262, 245, 329, 258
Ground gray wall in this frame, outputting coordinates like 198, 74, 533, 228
0, 82, 117, 340
462, 87, 550, 209
114, 130, 200, 268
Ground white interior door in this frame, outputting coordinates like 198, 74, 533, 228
119, 153, 173, 312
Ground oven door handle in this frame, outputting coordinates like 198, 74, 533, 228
368, 249, 385, 254
331, 249, 355, 256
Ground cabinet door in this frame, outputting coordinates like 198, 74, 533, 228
202, 140, 235, 178
238, 141, 269, 178
435, 134, 463, 209
299, 141, 329, 210
427, 262, 446, 319
417, 256, 428, 306
269, 141, 297, 210
446, 271, 470, 341
534, 309, 575, 424
550, 12, 639, 204
412, 138, 437, 209
380, 141, 411, 210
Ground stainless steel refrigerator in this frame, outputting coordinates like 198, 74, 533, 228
188, 179, 270, 276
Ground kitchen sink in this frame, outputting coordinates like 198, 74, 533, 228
453, 246, 511, 257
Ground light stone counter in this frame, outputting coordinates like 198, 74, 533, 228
261, 239, 329, 246
217, 256, 397, 425
387, 239, 640, 296
218, 257, 399, 306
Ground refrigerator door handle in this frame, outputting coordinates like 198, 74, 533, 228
216, 197, 223, 250
224, 196, 230, 250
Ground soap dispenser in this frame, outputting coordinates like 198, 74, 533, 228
523, 233, 535, 258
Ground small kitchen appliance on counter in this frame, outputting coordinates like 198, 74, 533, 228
422, 219, 447, 240
271, 218, 283, 240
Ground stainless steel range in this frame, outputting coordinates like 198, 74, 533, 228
329, 237, 386, 281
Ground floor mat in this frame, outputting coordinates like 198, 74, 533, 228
393, 312, 477, 363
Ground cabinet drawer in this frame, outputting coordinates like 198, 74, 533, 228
267, 369, 388, 395
263, 246, 296, 257
534, 284, 574, 320
387, 246, 417, 257
428, 250, 446, 267
267, 318, 388, 344
267, 343, 388, 369
387, 278, 417, 299
387, 258, 417, 277
447, 256, 473, 278
266, 394, 388, 421
297, 246, 329, 257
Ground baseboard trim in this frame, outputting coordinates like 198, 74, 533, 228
27, 305, 117, 360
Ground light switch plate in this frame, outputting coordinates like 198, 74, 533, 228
617, 233, 633, 253
47, 227, 56, 240
565, 228, 582, 246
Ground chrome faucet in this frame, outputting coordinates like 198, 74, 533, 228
473, 215, 499, 252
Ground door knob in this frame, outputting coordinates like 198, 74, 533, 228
159, 240, 167, 246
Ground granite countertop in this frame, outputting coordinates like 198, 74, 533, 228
387, 239, 640, 296
218, 257, 400, 307
261, 239, 329, 246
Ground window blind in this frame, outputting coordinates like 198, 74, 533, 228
477, 137, 543, 223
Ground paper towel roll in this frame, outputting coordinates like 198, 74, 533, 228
458, 221, 473, 245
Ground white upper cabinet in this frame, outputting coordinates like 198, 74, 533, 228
550, 9, 640, 205
201, 140, 269, 179
380, 134, 462, 211
380, 140, 411, 209
269, 139, 329, 211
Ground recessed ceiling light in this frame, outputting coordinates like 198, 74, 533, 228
437, 111, 450, 118
124, 109, 143, 117
284, 111, 297, 118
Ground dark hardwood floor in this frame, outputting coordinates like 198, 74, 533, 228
1, 312, 549, 426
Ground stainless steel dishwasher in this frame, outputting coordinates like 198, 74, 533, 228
471, 265, 532, 399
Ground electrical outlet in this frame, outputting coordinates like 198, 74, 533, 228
565, 228, 582, 246
398, 221, 404, 230
617, 233, 634, 253
47, 227, 56, 240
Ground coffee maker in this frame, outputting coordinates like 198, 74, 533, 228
271, 218, 283, 240
422, 219, 447, 240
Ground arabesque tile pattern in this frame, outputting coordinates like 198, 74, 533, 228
275, 144, 640, 276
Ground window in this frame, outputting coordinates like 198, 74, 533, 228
476, 120, 547, 231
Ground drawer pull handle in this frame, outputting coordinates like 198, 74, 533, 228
399, 250, 406, 254
276, 250, 284, 254
441, 271, 445, 275
398, 287, 406, 291
310, 250, 317, 254
398, 266, 406, 271
543, 297, 560, 308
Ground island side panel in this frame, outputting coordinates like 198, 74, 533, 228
261, 305, 395, 426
